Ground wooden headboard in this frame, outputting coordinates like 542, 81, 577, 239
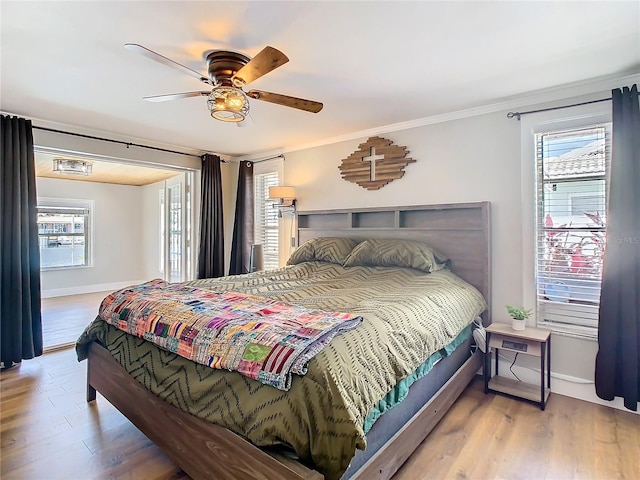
296, 202, 491, 324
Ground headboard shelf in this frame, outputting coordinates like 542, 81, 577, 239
296, 202, 491, 324
352, 210, 396, 228
297, 212, 350, 229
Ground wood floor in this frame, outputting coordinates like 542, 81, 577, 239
1, 348, 638, 480
41, 291, 111, 349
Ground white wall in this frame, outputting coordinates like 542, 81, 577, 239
37, 177, 146, 296
280, 84, 638, 410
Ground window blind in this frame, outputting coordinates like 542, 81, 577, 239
254, 172, 280, 270
535, 124, 611, 334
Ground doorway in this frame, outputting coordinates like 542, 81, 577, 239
160, 172, 193, 283
35, 151, 197, 349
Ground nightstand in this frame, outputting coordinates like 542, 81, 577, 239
483, 323, 551, 410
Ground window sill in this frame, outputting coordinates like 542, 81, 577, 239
41, 264, 93, 272
536, 321, 598, 341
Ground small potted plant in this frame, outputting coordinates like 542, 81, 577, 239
506, 306, 532, 331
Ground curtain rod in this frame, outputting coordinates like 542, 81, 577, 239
248, 154, 285, 164
32, 125, 203, 158
507, 97, 612, 120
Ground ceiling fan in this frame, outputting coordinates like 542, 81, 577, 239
125, 43, 323, 124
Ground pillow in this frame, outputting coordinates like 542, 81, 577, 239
287, 237, 359, 266
343, 238, 449, 273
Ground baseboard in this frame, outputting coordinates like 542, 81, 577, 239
495, 357, 638, 415
41, 280, 147, 298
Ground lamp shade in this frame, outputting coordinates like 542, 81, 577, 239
268, 186, 296, 199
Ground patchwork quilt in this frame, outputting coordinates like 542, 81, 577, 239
98, 279, 362, 390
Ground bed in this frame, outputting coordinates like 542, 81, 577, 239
77, 202, 491, 480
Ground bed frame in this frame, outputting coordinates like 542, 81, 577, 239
86, 201, 491, 480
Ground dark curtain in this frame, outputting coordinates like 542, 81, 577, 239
1, 115, 43, 368
197, 154, 225, 279
595, 85, 640, 411
229, 161, 254, 275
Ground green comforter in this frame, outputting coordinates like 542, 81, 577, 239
77, 262, 486, 479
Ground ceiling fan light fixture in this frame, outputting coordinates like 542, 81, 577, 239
128, 44, 322, 121
207, 86, 249, 122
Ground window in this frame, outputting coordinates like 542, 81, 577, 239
254, 171, 280, 270
37, 201, 92, 269
570, 193, 605, 216
535, 124, 610, 334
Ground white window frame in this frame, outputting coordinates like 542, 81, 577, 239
520, 101, 611, 339
37, 197, 94, 270
253, 157, 285, 269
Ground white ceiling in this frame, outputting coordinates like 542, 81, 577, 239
2, 1, 639, 158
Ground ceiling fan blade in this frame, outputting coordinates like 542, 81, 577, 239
247, 90, 323, 113
233, 46, 289, 86
124, 43, 212, 85
143, 91, 210, 102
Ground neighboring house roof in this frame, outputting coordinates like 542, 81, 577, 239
544, 140, 605, 180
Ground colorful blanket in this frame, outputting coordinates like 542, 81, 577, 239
98, 279, 362, 390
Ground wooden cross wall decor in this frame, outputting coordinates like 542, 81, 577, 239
338, 136, 415, 190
